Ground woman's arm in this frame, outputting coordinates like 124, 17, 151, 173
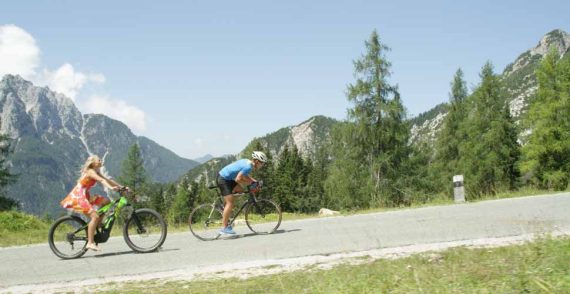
107, 178, 121, 187
86, 169, 121, 191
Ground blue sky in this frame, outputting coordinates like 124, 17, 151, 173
1, 0, 569, 159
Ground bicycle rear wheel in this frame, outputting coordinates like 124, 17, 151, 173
188, 203, 224, 241
48, 215, 88, 259
245, 199, 282, 234
123, 208, 167, 253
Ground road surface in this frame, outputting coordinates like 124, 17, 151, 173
1, 193, 569, 292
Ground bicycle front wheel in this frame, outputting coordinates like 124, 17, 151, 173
123, 208, 167, 253
245, 199, 282, 234
188, 203, 223, 241
48, 215, 88, 259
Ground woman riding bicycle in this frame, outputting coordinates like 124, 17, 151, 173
217, 151, 267, 235
60, 155, 128, 251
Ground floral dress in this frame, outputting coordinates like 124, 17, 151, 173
60, 175, 106, 214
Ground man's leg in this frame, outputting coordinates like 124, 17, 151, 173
222, 194, 235, 228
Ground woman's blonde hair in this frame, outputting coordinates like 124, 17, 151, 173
80, 155, 101, 175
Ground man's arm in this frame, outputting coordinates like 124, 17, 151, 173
235, 172, 256, 187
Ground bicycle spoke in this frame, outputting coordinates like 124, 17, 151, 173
245, 199, 282, 234
123, 209, 167, 253
189, 203, 224, 241
48, 216, 88, 259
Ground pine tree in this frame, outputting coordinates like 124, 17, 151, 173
459, 62, 520, 196
147, 183, 165, 214
169, 178, 193, 224
273, 146, 295, 211
325, 123, 371, 210
325, 30, 409, 208
521, 49, 570, 189
249, 140, 275, 200
432, 68, 469, 195
0, 134, 18, 211
439, 69, 468, 167
118, 143, 148, 196
303, 145, 329, 212
162, 183, 178, 215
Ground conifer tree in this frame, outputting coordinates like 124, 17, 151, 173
325, 122, 370, 210
148, 183, 165, 214
0, 134, 18, 211
273, 146, 296, 211
249, 141, 275, 199
438, 69, 468, 167
325, 30, 409, 208
303, 145, 329, 212
118, 143, 148, 196
432, 68, 469, 194
169, 178, 193, 224
521, 49, 570, 189
459, 62, 520, 196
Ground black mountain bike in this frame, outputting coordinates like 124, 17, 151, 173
188, 181, 282, 241
48, 188, 167, 259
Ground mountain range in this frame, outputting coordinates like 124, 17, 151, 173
0, 75, 199, 216
409, 29, 570, 144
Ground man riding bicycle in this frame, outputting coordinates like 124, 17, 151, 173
216, 151, 267, 235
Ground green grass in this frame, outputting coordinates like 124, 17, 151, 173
346, 187, 567, 217
98, 236, 570, 293
0, 211, 51, 247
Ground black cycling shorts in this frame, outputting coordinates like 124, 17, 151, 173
217, 174, 237, 196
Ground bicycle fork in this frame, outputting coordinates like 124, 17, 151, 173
128, 209, 147, 234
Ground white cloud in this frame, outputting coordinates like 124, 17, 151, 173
85, 95, 147, 131
0, 24, 40, 78
0, 24, 148, 132
0, 24, 104, 101
39, 63, 105, 101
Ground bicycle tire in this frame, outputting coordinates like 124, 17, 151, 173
245, 199, 282, 234
123, 208, 167, 253
188, 203, 224, 241
48, 215, 88, 259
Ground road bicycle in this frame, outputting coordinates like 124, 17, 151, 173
188, 181, 282, 241
48, 187, 167, 259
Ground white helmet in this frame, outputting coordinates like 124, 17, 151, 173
251, 151, 268, 163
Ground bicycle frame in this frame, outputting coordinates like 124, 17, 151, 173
73, 195, 132, 244
189, 180, 281, 241
212, 188, 264, 228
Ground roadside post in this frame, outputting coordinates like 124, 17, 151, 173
453, 175, 465, 203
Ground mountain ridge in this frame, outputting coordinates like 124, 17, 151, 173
409, 29, 570, 145
0, 74, 199, 216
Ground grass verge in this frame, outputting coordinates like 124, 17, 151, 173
99, 236, 570, 293
0, 211, 51, 247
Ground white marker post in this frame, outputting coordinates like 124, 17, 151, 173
453, 175, 465, 203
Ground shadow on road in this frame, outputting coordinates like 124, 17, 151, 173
220, 228, 302, 240
82, 247, 180, 259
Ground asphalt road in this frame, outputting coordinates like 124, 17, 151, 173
1, 193, 569, 290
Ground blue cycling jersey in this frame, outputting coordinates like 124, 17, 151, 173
219, 159, 253, 181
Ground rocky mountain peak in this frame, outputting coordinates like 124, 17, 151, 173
411, 29, 569, 146
289, 116, 317, 156
530, 29, 570, 57
1, 74, 32, 90
0, 74, 82, 139
1, 75, 199, 216
504, 29, 570, 76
